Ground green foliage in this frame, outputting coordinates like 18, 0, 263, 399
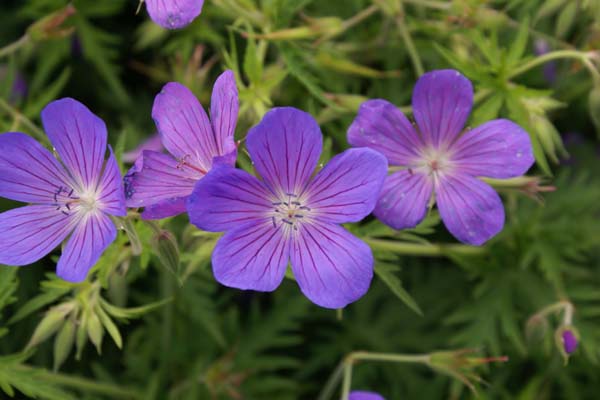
1, 0, 600, 399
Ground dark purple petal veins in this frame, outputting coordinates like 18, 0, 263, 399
56, 212, 117, 282
412, 69, 473, 149
305, 147, 388, 224
0, 205, 74, 266
246, 107, 322, 196
41, 98, 108, 191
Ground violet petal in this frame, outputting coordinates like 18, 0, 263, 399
304, 147, 388, 224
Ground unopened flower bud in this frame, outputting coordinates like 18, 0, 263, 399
562, 329, 578, 354
27, 5, 76, 42
153, 229, 180, 277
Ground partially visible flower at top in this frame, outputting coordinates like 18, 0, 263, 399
122, 133, 163, 164
534, 39, 557, 84
124, 70, 238, 220
0, 65, 28, 103
348, 69, 535, 245
188, 107, 388, 309
144, 0, 204, 29
0, 98, 126, 282
350, 390, 385, 400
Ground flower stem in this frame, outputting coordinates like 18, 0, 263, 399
509, 50, 600, 84
0, 98, 47, 143
394, 4, 424, 77
16, 365, 141, 399
317, 360, 346, 400
364, 238, 487, 257
337, 351, 431, 399
0, 34, 29, 59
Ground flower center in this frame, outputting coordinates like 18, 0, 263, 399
414, 147, 453, 179
52, 185, 100, 216
271, 193, 311, 231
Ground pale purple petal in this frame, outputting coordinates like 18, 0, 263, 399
436, 173, 504, 245
374, 170, 433, 230
152, 82, 219, 173
141, 198, 187, 220
56, 213, 117, 282
0, 132, 73, 203
188, 164, 273, 232
210, 70, 238, 166
41, 98, 107, 190
212, 221, 290, 292
347, 99, 423, 165
96, 147, 126, 216
412, 69, 473, 148
146, 0, 204, 29
350, 391, 385, 400
246, 107, 322, 196
562, 330, 578, 354
122, 134, 163, 163
124, 150, 199, 216
0, 205, 74, 266
290, 221, 373, 309
304, 148, 387, 224
450, 119, 535, 178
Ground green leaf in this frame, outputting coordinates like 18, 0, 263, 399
99, 297, 171, 320
95, 304, 123, 349
53, 319, 76, 371
86, 312, 104, 354
375, 263, 423, 316
506, 16, 530, 68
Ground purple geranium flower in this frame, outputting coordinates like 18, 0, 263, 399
188, 107, 388, 308
350, 391, 385, 400
124, 70, 238, 219
0, 98, 126, 282
348, 69, 535, 245
145, 0, 204, 29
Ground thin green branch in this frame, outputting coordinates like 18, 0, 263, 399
395, 13, 424, 77
0, 34, 29, 59
509, 50, 600, 84
364, 238, 487, 257
0, 98, 47, 143
317, 360, 346, 400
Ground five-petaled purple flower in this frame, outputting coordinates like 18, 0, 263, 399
0, 98, 126, 282
187, 107, 388, 309
348, 69, 535, 245
145, 0, 204, 29
350, 391, 385, 400
124, 70, 238, 219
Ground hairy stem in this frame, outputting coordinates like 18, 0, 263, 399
364, 238, 487, 257
509, 50, 600, 84
0, 34, 29, 59
0, 98, 47, 143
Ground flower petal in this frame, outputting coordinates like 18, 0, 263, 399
212, 221, 290, 292
436, 173, 504, 245
146, 0, 204, 29
412, 69, 473, 148
210, 70, 239, 166
290, 221, 373, 309
450, 119, 535, 178
124, 150, 198, 217
246, 107, 322, 196
0, 205, 73, 266
374, 170, 433, 230
188, 164, 273, 232
349, 391, 385, 400
57, 213, 117, 282
0, 132, 72, 203
41, 98, 108, 190
347, 99, 423, 165
305, 148, 387, 224
141, 198, 188, 220
96, 147, 126, 216
122, 134, 163, 164
152, 82, 219, 172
